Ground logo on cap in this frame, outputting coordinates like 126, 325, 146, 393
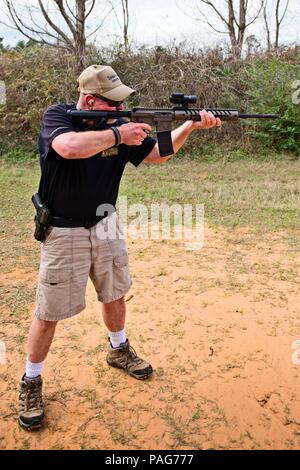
107, 74, 120, 83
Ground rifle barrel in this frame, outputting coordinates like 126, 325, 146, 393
238, 113, 279, 119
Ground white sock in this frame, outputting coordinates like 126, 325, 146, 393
25, 357, 44, 378
108, 329, 126, 348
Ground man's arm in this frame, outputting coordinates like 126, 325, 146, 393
52, 122, 152, 159
143, 110, 221, 164
52, 130, 116, 159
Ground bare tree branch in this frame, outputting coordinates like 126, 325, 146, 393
3, 1, 65, 46
84, 0, 96, 20
26, 5, 70, 46
263, 0, 290, 49
1, 1, 118, 69
263, 3, 271, 50
275, 0, 289, 46
65, 0, 79, 21
181, 0, 228, 34
245, 1, 264, 28
121, 0, 130, 49
38, 0, 74, 47
85, 1, 118, 38
278, 0, 289, 24
190, 0, 265, 58
0, 2, 64, 49
199, 0, 230, 28
53, 0, 77, 38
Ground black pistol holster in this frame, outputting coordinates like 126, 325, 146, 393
32, 193, 51, 242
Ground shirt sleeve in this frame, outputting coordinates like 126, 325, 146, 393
38, 104, 75, 161
125, 136, 157, 167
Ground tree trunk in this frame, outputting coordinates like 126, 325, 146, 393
75, 0, 86, 71
227, 0, 243, 59
237, 0, 246, 52
263, 4, 272, 51
122, 0, 130, 51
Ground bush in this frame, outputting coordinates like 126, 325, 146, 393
0, 43, 299, 159
0, 46, 78, 154
241, 52, 300, 155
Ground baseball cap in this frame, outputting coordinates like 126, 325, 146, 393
77, 64, 135, 101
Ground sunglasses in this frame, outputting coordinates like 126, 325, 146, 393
93, 94, 124, 107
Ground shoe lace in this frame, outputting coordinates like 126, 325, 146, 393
20, 381, 42, 411
125, 345, 143, 370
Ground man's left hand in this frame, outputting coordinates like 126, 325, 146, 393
192, 110, 222, 130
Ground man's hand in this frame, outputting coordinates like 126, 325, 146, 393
192, 110, 222, 130
118, 122, 152, 146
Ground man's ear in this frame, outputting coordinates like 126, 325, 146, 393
85, 94, 94, 108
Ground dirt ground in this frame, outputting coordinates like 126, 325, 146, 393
0, 225, 299, 450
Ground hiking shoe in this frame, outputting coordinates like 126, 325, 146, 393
18, 374, 45, 430
106, 339, 153, 380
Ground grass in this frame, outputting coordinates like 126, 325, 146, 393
0, 162, 40, 274
1, 152, 299, 243
120, 152, 300, 231
0, 152, 298, 301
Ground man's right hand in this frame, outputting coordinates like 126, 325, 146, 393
118, 122, 152, 146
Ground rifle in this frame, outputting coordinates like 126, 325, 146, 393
67, 93, 280, 157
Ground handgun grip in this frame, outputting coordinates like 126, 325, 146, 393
32, 193, 43, 211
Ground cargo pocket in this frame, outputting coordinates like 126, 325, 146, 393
113, 253, 129, 268
113, 253, 131, 297
38, 267, 72, 318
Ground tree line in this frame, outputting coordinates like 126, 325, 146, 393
0, 0, 292, 68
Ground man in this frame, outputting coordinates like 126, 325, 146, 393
18, 64, 221, 430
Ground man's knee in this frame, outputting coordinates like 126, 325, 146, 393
33, 317, 58, 333
103, 296, 125, 307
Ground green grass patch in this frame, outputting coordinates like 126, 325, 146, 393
0, 161, 40, 273
0, 151, 299, 258
0, 150, 299, 280
120, 152, 300, 231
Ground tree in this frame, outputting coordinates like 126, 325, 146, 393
184, 0, 265, 59
263, 0, 289, 50
109, 0, 130, 50
121, 0, 129, 50
0, 1, 116, 69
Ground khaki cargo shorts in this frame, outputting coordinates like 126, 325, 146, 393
35, 214, 132, 321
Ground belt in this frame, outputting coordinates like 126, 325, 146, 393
51, 215, 107, 229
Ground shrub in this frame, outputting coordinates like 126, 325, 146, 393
0, 43, 299, 159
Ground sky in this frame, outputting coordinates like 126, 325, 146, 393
0, 0, 299, 49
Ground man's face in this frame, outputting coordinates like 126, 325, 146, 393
85, 94, 124, 111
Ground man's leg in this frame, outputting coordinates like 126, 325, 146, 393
103, 297, 153, 380
90, 218, 153, 380
27, 317, 58, 363
102, 297, 126, 346
18, 318, 57, 430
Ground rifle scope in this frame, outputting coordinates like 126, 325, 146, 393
169, 93, 197, 107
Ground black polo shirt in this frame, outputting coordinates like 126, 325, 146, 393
37, 103, 156, 219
